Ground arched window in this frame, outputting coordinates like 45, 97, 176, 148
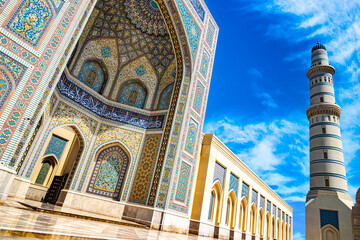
87, 145, 129, 200
118, 80, 147, 109
277, 220, 281, 240
266, 214, 271, 239
226, 198, 231, 226
324, 151, 328, 159
239, 198, 247, 232
259, 210, 264, 237
35, 160, 52, 185
325, 177, 330, 187
78, 60, 108, 94
250, 204, 256, 234
208, 190, 215, 220
272, 217, 276, 240
320, 97, 324, 102
322, 126, 326, 134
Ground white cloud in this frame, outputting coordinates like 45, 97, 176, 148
244, 0, 360, 66
204, 117, 309, 202
257, 92, 279, 109
293, 232, 306, 240
249, 68, 262, 78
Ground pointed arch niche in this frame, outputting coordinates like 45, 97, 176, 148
30, 125, 85, 202
87, 143, 130, 200
117, 80, 148, 109
78, 59, 108, 94
321, 224, 339, 240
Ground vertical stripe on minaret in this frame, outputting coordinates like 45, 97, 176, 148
306, 42, 348, 195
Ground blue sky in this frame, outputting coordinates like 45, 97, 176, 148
202, 0, 360, 239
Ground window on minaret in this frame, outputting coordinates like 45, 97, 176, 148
320, 97, 324, 102
322, 126, 326, 134
325, 177, 330, 187
322, 116, 325, 121
324, 151, 328, 159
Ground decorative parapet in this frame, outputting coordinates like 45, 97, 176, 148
307, 65, 335, 79
306, 103, 341, 120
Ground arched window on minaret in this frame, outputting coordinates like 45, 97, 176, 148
325, 177, 330, 187
324, 151, 328, 159
320, 97, 324, 102
322, 126, 326, 134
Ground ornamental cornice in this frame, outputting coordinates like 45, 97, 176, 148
307, 65, 335, 79
306, 104, 341, 120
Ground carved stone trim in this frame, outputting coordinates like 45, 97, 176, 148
307, 65, 335, 79
306, 104, 341, 120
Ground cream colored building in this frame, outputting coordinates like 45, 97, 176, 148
190, 134, 293, 240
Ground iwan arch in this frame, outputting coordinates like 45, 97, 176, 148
0, 0, 293, 238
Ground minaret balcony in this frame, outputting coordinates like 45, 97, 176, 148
307, 65, 335, 79
306, 103, 341, 120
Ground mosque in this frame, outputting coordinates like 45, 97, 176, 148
0, 0, 358, 239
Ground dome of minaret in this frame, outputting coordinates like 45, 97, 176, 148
312, 41, 326, 53
357, 188, 360, 204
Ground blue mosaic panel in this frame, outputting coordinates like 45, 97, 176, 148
229, 173, 238, 195
185, 118, 198, 155
87, 146, 129, 199
206, 21, 215, 47
175, 0, 201, 61
78, 61, 106, 93
289, 216, 292, 225
267, 200, 271, 213
208, 191, 214, 219
260, 195, 265, 209
175, 161, 191, 202
193, 82, 204, 113
286, 214, 288, 223
200, 50, 210, 77
241, 182, 249, 201
44, 135, 67, 160
278, 208, 281, 218
6, 0, 53, 47
118, 81, 147, 109
320, 209, 339, 230
282, 211, 284, 221
213, 162, 225, 188
189, 0, 205, 21
57, 74, 164, 129
35, 161, 51, 184
94, 152, 121, 193
159, 83, 173, 109
273, 205, 276, 215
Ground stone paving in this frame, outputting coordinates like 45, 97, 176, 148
0, 201, 216, 240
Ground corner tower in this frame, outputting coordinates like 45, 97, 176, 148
306, 42, 353, 240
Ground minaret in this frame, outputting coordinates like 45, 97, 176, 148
306, 42, 353, 240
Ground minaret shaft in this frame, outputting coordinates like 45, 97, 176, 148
305, 42, 353, 240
